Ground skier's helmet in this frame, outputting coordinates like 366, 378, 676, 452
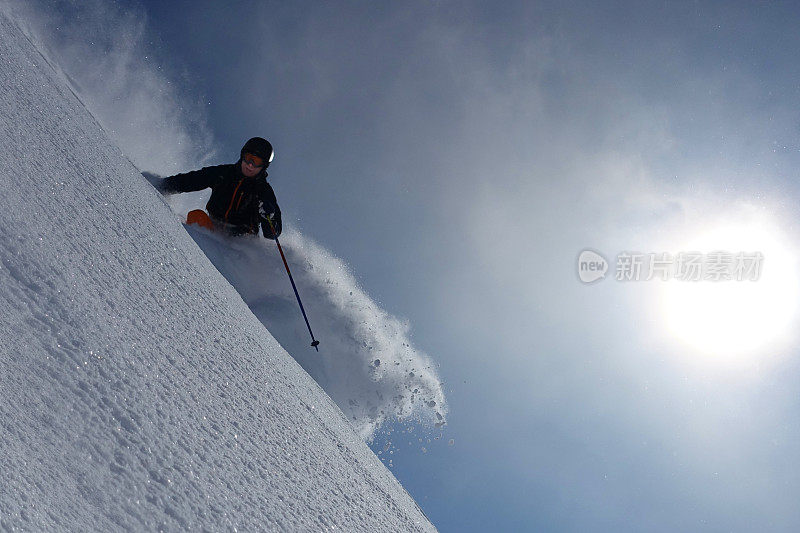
241, 137, 274, 168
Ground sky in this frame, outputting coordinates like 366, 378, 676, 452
12, 0, 800, 530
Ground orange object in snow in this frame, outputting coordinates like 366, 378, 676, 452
186, 209, 214, 230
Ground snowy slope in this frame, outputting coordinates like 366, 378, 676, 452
0, 9, 433, 532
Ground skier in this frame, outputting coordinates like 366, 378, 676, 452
158, 137, 282, 239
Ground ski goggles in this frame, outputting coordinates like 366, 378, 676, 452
242, 153, 265, 168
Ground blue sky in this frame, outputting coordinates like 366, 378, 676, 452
23, 0, 800, 530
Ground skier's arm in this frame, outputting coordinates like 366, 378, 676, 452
160, 166, 220, 194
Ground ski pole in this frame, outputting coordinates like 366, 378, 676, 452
265, 216, 320, 351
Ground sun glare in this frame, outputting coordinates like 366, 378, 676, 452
660, 220, 798, 359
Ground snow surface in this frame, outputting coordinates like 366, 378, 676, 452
0, 9, 434, 531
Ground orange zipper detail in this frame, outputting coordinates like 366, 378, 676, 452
224, 179, 244, 221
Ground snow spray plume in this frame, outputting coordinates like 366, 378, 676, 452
187, 226, 448, 442
4, 0, 215, 175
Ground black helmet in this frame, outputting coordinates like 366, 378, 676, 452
241, 137, 274, 168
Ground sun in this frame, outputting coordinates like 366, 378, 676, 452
659, 219, 798, 359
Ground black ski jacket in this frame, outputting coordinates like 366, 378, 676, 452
161, 164, 282, 239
